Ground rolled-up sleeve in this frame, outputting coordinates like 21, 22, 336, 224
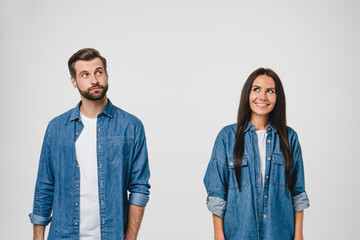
204, 129, 229, 219
128, 120, 151, 207
29, 124, 54, 226
290, 131, 310, 212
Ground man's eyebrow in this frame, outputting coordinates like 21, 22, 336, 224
78, 70, 89, 76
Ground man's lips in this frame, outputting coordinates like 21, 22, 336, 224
90, 86, 103, 91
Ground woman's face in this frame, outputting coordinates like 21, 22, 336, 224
249, 75, 276, 119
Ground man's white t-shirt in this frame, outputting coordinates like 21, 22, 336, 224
255, 130, 267, 189
75, 113, 101, 239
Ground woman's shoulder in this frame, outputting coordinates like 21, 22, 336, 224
286, 126, 301, 146
218, 123, 237, 137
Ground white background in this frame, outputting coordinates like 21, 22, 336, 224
1, 0, 359, 239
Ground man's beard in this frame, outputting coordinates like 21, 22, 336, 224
78, 83, 109, 101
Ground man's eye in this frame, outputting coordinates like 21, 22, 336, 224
82, 73, 88, 77
96, 71, 102, 75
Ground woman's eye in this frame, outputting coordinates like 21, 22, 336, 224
267, 89, 275, 93
253, 88, 260, 92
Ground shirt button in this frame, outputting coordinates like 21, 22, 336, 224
98, 144, 101, 149
75, 202, 78, 206
78, 119, 81, 122
264, 214, 267, 218
75, 132, 78, 135
267, 157, 271, 161
74, 222, 78, 226
267, 139, 271, 143
75, 184, 79, 188
229, 162, 233, 166
264, 195, 268, 199
266, 175, 269, 180
76, 165, 79, 168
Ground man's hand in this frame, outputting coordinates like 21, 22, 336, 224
33, 224, 45, 240
125, 204, 145, 240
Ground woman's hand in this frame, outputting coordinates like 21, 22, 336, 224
213, 214, 225, 240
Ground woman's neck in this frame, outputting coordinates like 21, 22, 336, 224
249, 114, 269, 130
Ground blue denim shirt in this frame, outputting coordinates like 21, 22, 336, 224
204, 122, 309, 240
29, 99, 151, 240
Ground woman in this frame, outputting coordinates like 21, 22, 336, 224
204, 68, 309, 240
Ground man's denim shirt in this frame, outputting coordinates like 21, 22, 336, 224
204, 123, 309, 240
29, 99, 151, 240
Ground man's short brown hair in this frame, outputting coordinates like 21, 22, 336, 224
68, 48, 107, 79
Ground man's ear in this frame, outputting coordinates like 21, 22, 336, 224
71, 77, 77, 88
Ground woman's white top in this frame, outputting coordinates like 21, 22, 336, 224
255, 130, 267, 190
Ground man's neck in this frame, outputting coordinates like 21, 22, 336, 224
80, 96, 108, 119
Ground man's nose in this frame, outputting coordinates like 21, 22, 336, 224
89, 75, 98, 84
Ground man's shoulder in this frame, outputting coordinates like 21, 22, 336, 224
112, 105, 143, 126
47, 107, 77, 128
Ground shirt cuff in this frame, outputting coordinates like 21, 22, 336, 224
206, 196, 227, 219
129, 192, 149, 207
29, 213, 52, 226
292, 191, 310, 212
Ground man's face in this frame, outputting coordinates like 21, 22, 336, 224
71, 58, 109, 101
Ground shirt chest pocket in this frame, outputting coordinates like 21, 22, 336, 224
108, 136, 132, 166
228, 155, 249, 189
270, 153, 286, 187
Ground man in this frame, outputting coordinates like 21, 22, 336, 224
29, 48, 151, 240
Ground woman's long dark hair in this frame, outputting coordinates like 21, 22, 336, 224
233, 68, 292, 191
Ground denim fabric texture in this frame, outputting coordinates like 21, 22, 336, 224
204, 122, 309, 240
29, 99, 151, 240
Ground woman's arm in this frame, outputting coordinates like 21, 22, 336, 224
213, 214, 225, 240
294, 210, 304, 240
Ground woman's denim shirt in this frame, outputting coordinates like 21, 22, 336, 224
29, 100, 151, 240
204, 122, 309, 240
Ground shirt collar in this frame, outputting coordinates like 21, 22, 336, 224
244, 121, 278, 133
70, 98, 114, 121
268, 122, 277, 133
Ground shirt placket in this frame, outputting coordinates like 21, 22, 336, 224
97, 115, 107, 239
261, 126, 273, 239
251, 130, 264, 239
74, 118, 84, 236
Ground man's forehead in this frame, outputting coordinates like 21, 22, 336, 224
75, 58, 104, 71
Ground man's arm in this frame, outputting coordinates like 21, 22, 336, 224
30, 124, 54, 237
125, 204, 145, 240
294, 210, 304, 240
33, 224, 45, 240
212, 214, 225, 240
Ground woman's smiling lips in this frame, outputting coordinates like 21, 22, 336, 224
255, 102, 269, 108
